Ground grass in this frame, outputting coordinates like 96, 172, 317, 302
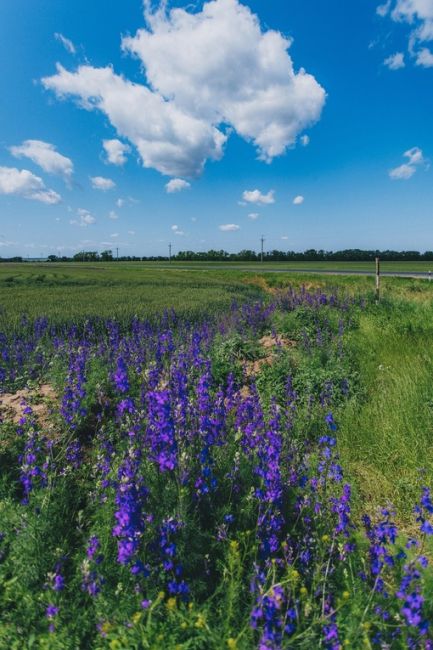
2, 263, 433, 524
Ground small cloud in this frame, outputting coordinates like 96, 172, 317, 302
103, 139, 130, 166
171, 225, 178, 231
72, 208, 96, 226
389, 147, 426, 180
116, 198, 125, 208
110, 233, 119, 238
108, 210, 119, 220
248, 213, 259, 220
281, 236, 289, 240
0, 166, 61, 204
174, 230, 185, 236
219, 224, 240, 232
9, 140, 73, 180
165, 178, 191, 193
384, 52, 405, 70
376, 0, 391, 17
127, 230, 135, 235
54, 32, 76, 55
416, 48, 433, 68
293, 195, 304, 205
90, 176, 116, 191
300, 135, 310, 146
242, 189, 275, 205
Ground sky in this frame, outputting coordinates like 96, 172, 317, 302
0, 0, 432, 257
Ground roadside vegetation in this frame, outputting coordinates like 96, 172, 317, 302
1, 266, 433, 648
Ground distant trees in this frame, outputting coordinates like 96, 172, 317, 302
4, 248, 433, 264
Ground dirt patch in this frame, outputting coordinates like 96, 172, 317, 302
243, 335, 296, 378
0, 384, 57, 427
243, 276, 279, 295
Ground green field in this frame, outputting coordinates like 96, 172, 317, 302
2, 263, 433, 646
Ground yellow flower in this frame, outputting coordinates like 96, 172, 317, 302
227, 639, 237, 649
181, 622, 188, 630
188, 602, 194, 610
342, 591, 350, 600
167, 597, 177, 611
230, 540, 239, 552
321, 534, 330, 543
132, 611, 142, 624
343, 640, 351, 646
300, 586, 308, 597
109, 642, 121, 650
158, 591, 165, 600
195, 614, 206, 629
291, 569, 300, 581
101, 622, 112, 634
361, 622, 371, 631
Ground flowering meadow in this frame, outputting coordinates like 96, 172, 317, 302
1, 285, 433, 649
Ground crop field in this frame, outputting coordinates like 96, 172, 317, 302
1, 264, 433, 648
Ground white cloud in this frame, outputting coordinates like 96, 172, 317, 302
378, 0, 433, 65
171, 225, 178, 231
108, 210, 119, 220
42, 0, 325, 178
389, 146, 426, 179
54, 33, 76, 55
71, 208, 96, 226
300, 134, 310, 146
174, 229, 185, 236
9, 140, 73, 179
248, 212, 259, 220
377, 0, 392, 16
90, 175, 116, 190
128, 230, 135, 235
242, 189, 275, 204
110, 233, 119, 238
219, 223, 240, 231
116, 198, 125, 208
0, 166, 61, 204
384, 52, 405, 69
293, 195, 304, 205
281, 235, 289, 240
165, 178, 191, 193
103, 139, 130, 165
416, 46, 433, 65
389, 163, 416, 179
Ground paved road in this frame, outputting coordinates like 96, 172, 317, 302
156, 265, 433, 279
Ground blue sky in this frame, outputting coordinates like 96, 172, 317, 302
0, 0, 432, 257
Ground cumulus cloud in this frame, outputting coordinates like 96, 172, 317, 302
300, 135, 310, 146
165, 178, 191, 193
378, 0, 433, 65
108, 210, 119, 220
42, 0, 325, 178
90, 175, 116, 190
71, 208, 96, 226
242, 189, 275, 205
416, 46, 433, 66
219, 223, 240, 231
248, 212, 259, 220
9, 140, 73, 179
293, 195, 304, 205
0, 166, 61, 204
384, 52, 405, 69
103, 139, 130, 165
116, 198, 125, 208
389, 146, 426, 179
54, 33, 76, 55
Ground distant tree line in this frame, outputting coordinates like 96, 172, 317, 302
3, 248, 433, 263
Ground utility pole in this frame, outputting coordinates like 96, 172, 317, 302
116, 247, 119, 261
169, 243, 172, 263
260, 235, 265, 263
375, 256, 380, 304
